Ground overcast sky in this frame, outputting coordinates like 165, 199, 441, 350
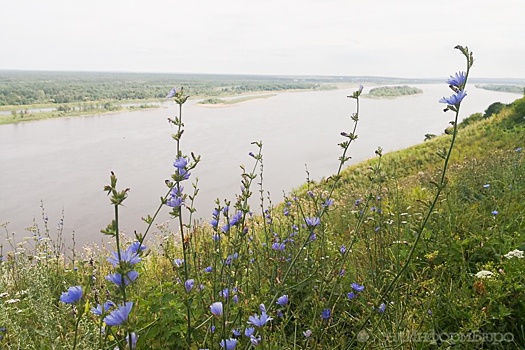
1, 0, 523, 78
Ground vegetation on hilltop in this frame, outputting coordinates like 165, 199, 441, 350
366, 85, 423, 98
476, 84, 525, 95
2, 48, 525, 349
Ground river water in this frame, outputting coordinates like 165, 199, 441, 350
0, 85, 520, 250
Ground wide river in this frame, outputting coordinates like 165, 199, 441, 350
0, 84, 520, 250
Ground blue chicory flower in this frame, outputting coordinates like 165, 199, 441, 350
60, 286, 83, 304
173, 157, 188, 169
271, 242, 286, 251
219, 338, 238, 349
347, 292, 356, 300
276, 295, 289, 307
378, 303, 387, 313
250, 335, 261, 346
245, 327, 255, 337
104, 301, 133, 326
305, 217, 320, 227
248, 310, 273, 327
126, 332, 138, 350
166, 87, 179, 99
106, 271, 139, 287
439, 90, 467, 106
321, 309, 331, 320
128, 241, 147, 254
210, 301, 223, 316
229, 211, 243, 226
446, 71, 467, 90
185, 279, 195, 293
107, 249, 141, 267
91, 300, 115, 316
351, 282, 365, 293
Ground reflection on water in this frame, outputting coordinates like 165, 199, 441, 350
0, 85, 520, 249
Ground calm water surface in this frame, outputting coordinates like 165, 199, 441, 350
0, 85, 520, 249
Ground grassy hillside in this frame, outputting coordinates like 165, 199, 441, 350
1, 81, 524, 349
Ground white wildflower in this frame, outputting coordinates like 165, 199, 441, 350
475, 270, 494, 279
504, 249, 524, 259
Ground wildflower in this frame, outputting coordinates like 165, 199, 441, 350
232, 295, 239, 303
305, 216, 320, 228
166, 86, 179, 99
271, 242, 286, 251
248, 310, 273, 327
229, 211, 243, 226
104, 302, 133, 326
167, 193, 184, 208
516, 147, 523, 152
321, 309, 331, 320
174, 168, 191, 181
210, 301, 223, 316
232, 329, 242, 337
276, 295, 289, 307
303, 329, 312, 338
347, 292, 356, 300
221, 224, 230, 234
91, 300, 115, 316
128, 241, 147, 254
351, 282, 365, 293
60, 286, 83, 304
491, 210, 499, 216
439, 90, 467, 107
483, 184, 490, 189
106, 271, 139, 287
210, 218, 219, 229
339, 269, 345, 277
475, 270, 494, 279
219, 338, 238, 349
107, 249, 141, 267
244, 327, 255, 337
446, 71, 467, 90
173, 157, 188, 169
250, 335, 261, 346
377, 303, 386, 313
339, 245, 346, 255
220, 288, 230, 299
204, 266, 213, 272
174, 258, 184, 267
185, 279, 195, 293
126, 332, 138, 350
210, 325, 216, 333
277, 310, 283, 318
322, 198, 334, 207
504, 249, 524, 259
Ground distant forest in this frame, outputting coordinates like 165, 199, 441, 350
0, 71, 434, 107
367, 85, 423, 98
0, 71, 340, 106
476, 84, 525, 94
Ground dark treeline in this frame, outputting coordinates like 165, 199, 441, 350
0, 71, 338, 106
0, 70, 436, 106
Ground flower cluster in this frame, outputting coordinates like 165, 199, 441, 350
440, 57, 469, 112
